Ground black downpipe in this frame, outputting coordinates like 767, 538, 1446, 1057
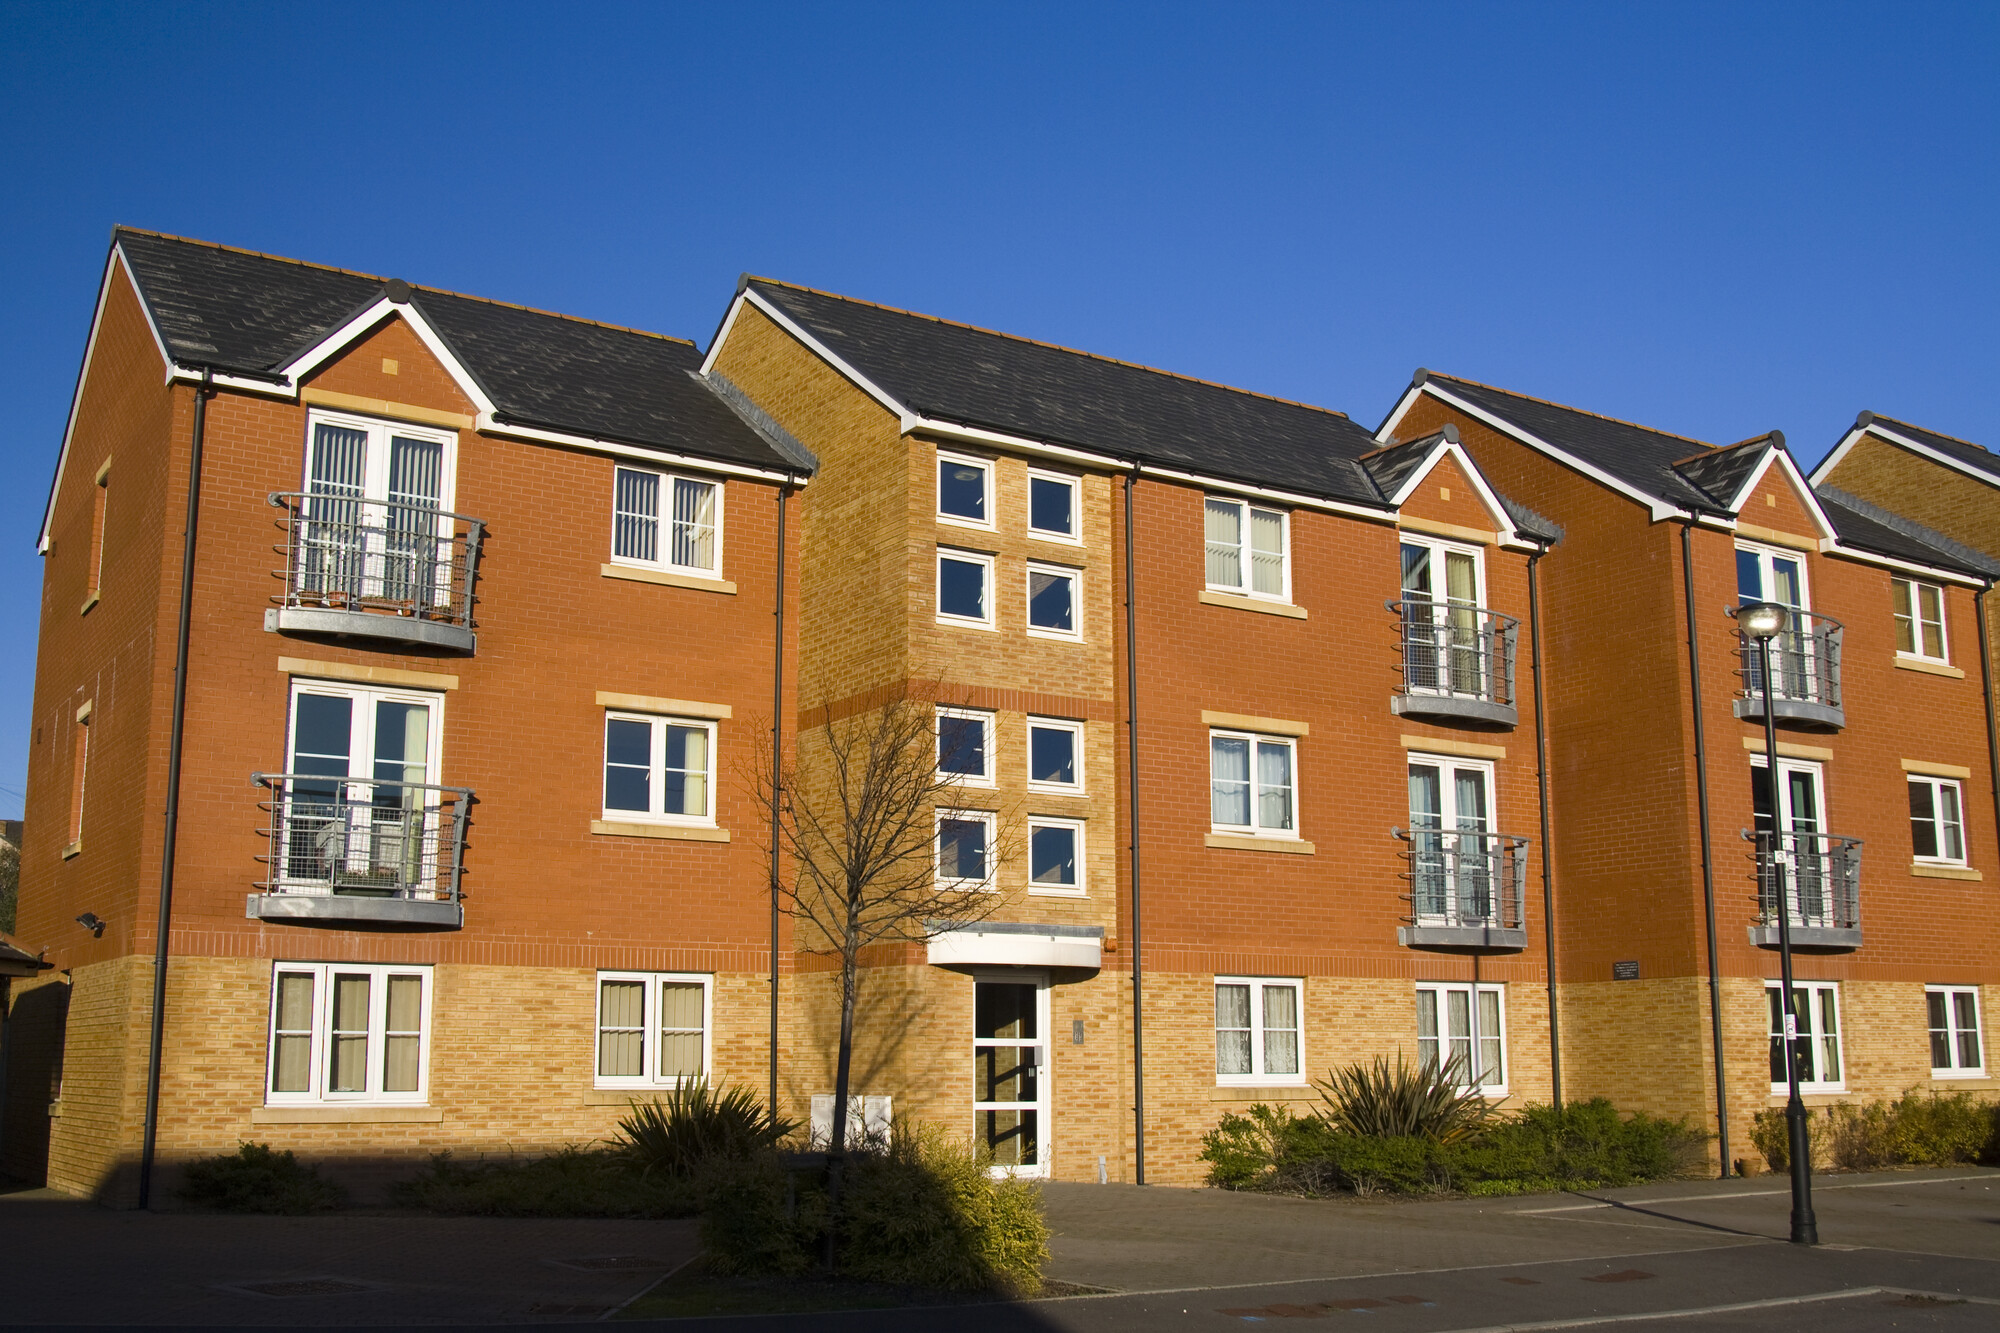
1526, 542, 1561, 1106
1122, 470, 1146, 1185
138, 367, 211, 1209
769, 482, 791, 1119
1680, 521, 1731, 1178
1976, 583, 2000, 883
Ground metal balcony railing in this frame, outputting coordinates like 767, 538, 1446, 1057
250, 774, 472, 927
1735, 609, 1843, 729
1742, 828, 1863, 950
1393, 826, 1531, 951
268, 492, 485, 651
1388, 599, 1519, 727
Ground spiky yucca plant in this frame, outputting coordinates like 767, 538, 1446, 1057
1316, 1053, 1492, 1144
615, 1081, 798, 1178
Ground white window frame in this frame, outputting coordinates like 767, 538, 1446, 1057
1415, 981, 1508, 1094
936, 449, 995, 531
303, 408, 460, 512
265, 962, 434, 1106
937, 548, 996, 630
1204, 495, 1292, 604
1026, 716, 1085, 795
1398, 533, 1488, 607
1026, 468, 1081, 545
1209, 728, 1299, 838
609, 465, 723, 578
936, 707, 995, 787
1026, 816, 1086, 896
972, 971, 1050, 1179
593, 971, 714, 1090
1909, 774, 1968, 866
1768, 980, 1844, 1094
1892, 576, 1949, 664
936, 808, 998, 889
1024, 561, 1082, 641
1927, 985, 1986, 1078
1214, 976, 1306, 1086
601, 712, 718, 826
287, 679, 446, 785
1736, 541, 1812, 610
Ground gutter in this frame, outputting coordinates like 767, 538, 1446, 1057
1122, 467, 1146, 1186
138, 366, 211, 1209
1978, 583, 2000, 891
1679, 520, 1731, 1178
1525, 537, 1561, 1105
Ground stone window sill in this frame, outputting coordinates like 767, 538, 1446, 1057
1912, 863, 1982, 881
1210, 1084, 1315, 1101
591, 820, 731, 842
1205, 833, 1315, 855
60, 841, 81, 860
1894, 656, 1964, 679
601, 563, 737, 595
251, 1105, 443, 1124
1199, 590, 1307, 620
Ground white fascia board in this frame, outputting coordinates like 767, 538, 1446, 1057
900, 414, 1134, 471
927, 929, 1101, 970
1373, 383, 1425, 444
1817, 539, 1985, 587
735, 287, 909, 419
1853, 423, 2000, 492
1808, 428, 1866, 487
1385, 439, 1526, 546
698, 291, 746, 377
40, 250, 140, 553
474, 414, 804, 485
273, 299, 500, 418
1417, 383, 1694, 524
1727, 447, 1837, 540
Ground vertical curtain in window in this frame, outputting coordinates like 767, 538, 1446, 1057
1211, 736, 1250, 827
599, 979, 645, 1077
1250, 508, 1284, 596
1215, 984, 1251, 1075
271, 972, 316, 1093
304, 424, 367, 595
329, 973, 371, 1093
1408, 764, 1445, 917
1261, 985, 1299, 1075
658, 983, 705, 1079
1205, 499, 1240, 587
1256, 740, 1293, 831
671, 478, 717, 571
385, 436, 444, 605
383, 974, 423, 1092
615, 469, 660, 564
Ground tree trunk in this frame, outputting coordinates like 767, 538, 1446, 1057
822, 930, 860, 1268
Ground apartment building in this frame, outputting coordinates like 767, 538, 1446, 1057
706, 281, 1564, 1185
3, 230, 806, 1201
1380, 374, 2000, 1163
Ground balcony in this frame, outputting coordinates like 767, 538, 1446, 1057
1394, 827, 1531, 952
1742, 828, 1862, 951
1734, 610, 1843, 730
249, 774, 471, 927
1388, 599, 1519, 728
267, 492, 485, 653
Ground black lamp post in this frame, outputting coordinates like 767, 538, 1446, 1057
1740, 598, 1819, 1246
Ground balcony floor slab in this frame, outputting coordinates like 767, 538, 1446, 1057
246, 892, 463, 928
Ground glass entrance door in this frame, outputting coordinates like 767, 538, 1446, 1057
1751, 757, 1832, 926
974, 978, 1049, 1177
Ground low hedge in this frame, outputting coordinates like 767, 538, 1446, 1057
1751, 1090, 2000, 1173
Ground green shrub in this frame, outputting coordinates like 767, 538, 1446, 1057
1317, 1054, 1492, 1144
1751, 1107, 1803, 1171
694, 1151, 825, 1276
178, 1142, 345, 1214
1320, 1133, 1443, 1195
1887, 1091, 1998, 1165
1198, 1103, 1295, 1190
1445, 1100, 1705, 1188
837, 1122, 1048, 1295
614, 1082, 798, 1179
1757, 1092, 1997, 1174
393, 1146, 697, 1218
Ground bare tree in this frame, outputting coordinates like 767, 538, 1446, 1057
756, 683, 1016, 1182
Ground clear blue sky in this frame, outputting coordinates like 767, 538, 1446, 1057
0, 2, 1995, 820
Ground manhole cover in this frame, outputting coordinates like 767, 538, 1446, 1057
527, 1304, 613, 1318
1501, 1276, 1542, 1286
235, 1279, 372, 1297
1583, 1270, 1656, 1284
546, 1255, 670, 1272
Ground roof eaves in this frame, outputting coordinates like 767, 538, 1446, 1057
1817, 485, 2000, 579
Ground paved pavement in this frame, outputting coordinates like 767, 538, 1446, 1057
2, 1166, 1996, 1328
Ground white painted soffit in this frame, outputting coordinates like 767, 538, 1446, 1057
927, 926, 1103, 970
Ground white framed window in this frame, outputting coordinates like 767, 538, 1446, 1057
1210, 729, 1296, 837
936, 707, 994, 786
612, 466, 721, 576
1927, 986, 1985, 1077
1027, 717, 1084, 794
603, 712, 716, 825
937, 809, 997, 887
299, 410, 458, 605
1406, 754, 1495, 923
1736, 542, 1810, 611
266, 962, 433, 1105
595, 971, 713, 1089
1416, 982, 1506, 1092
1215, 977, 1304, 1084
1025, 562, 1080, 640
1205, 496, 1289, 602
1893, 577, 1948, 663
937, 548, 995, 628
937, 450, 994, 529
1027, 469, 1080, 544
1910, 775, 1967, 865
1027, 816, 1084, 895
280, 680, 444, 893
1768, 980, 1843, 1093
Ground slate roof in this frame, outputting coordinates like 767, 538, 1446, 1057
1856, 412, 2000, 486
1404, 373, 1730, 514
111, 229, 799, 474
1815, 487, 2000, 580
743, 279, 1390, 507
1671, 437, 1776, 509
1356, 433, 1446, 501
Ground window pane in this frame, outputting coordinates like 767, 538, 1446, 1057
273, 1035, 311, 1094
386, 975, 422, 1033
939, 458, 987, 521
670, 478, 717, 571
329, 973, 370, 1093
1416, 991, 1440, 1073
1941, 784, 1964, 861
939, 715, 987, 777
1030, 724, 1075, 785
659, 1031, 703, 1080
1930, 991, 1952, 1068
1768, 988, 1787, 1083
1028, 569, 1074, 632
939, 556, 987, 620
1211, 736, 1250, 827
1215, 984, 1251, 1075
662, 724, 708, 817
1030, 476, 1073, 535
1818, 988, 1840, 1083
1477, 990, 1502, 1087
1955, 993, 1981, 1068
1249, 508, 1284, 597
1910, 780, 1939, 859
940, 818, 988, 880
599, 980, 644, 1078
604, 719, 652, 812
1892, 581, 1917, 654
1262, 986, 1299, 1076
1736, 548, 1762, 602
659, 983, 705, 1080
615, 468, 660, 563
292, 693, 354, 775
1205, 499, 1241, 588
1031, 824, 1077, 887
272, 972, 316, 1094
384, 1036, 420, 1093
1256, 741, 1293, 831
660, 982, 704, 1031
1920, 584, 1945, 658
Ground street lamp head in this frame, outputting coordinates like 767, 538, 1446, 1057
1739, 601, 1788, 639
